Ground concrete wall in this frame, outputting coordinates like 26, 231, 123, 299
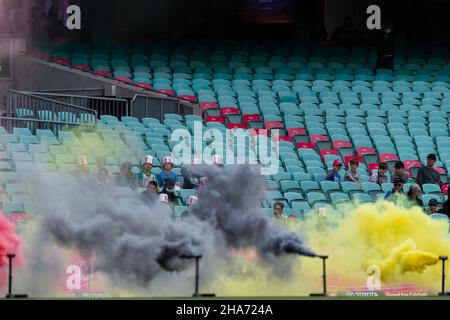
2, 53, 200, 119
0, 38, 26, 115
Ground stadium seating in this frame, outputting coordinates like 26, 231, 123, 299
9, 40, 449, 219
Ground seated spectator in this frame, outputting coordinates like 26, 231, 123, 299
158, 157, 181, 206
375, 20, 397, 70
115, 162, 138, 189
391, 161, 410, 183
181, 196, 199, 219
139, 181, 159, 203
157, 156, 179, 191
187, 195, 198, 207
139, 155, 158, 189
370, 162, 389, 185
273, 201, 284, 219
95, 156, 112, 186
181, 156, 204, 190
74, 155, 90, 178
439, 188, 450, 218
385, 178, 404, 200
427, 198, 439, 216
326, 160, 343, 183
159, 193, 170, 205
407, 184, 424, 208
345, 159, 362, 188
416, 154, 441, 187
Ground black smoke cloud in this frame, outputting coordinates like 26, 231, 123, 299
28, 164, 316, 289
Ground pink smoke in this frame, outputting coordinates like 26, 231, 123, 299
0, 210, 22, 288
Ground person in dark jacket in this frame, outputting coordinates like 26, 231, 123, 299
139, 181, 159, 203
375, 20, 397, 70
416, 154, 441, 187
439, 188, 450, 218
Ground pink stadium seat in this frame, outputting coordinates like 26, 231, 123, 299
115, 76, 132, 84
310, 135, 329, 145
157, 89, 175, 95
249, 129, 268, 136
357, 147, 377, 158
206, 116, 225, 124
434, 167, 445, 175
73, 64, 91, 72
53, 57, 70, 64
368, 163, 379, 174
178, 95, 197, 102
200, 102, 219, 111
273, 136, 293, 143
403, 160, 422, 170
320, 149, 339, 161
93, 70, 113, 78
379, 153, 398, 162
242, 114, 262, 127
332, 140, 352, 150
296, 142, 315, 150
264, 121, 284, 130
227, 123, 246, 129
288, 128, 307, 138
134, 83, 153, 90
221, 108, 240, 117
441, 184, 449, 195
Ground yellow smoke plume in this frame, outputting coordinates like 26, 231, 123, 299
208, 200, 450, 296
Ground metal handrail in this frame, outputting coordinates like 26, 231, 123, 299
28, 91, 130, 118
7, 90, 98, 124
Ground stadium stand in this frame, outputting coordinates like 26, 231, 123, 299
1, 40, 449, 220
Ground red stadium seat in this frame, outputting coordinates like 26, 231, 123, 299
379, 153, 398, 162
434, 167, 446, 175
310, 135, 329, 145
178, 95, 197, 102
242, 114, 262, 127
332, 140, 352, 150
357, 147, 377, 158
273, 136, 293, 143
53, 57, 70, 65
206, 116, 225, 124
296, 142, 315, 150
441, 184, 449, 195
200, 102, 219, 111
221, 108, 240, 118
288, 128, 307, 139
134, 82, 153, 90
320, 149, 339, 161
264, 121, 284, 130
249, 129, 268, 136
73, 64, 91, 72
227, 123, 246, 130
157, 89, 175, 95
368, 163, 379, 174
93, 70, 113, 78
403, 160, 422, 170
115, 76, 132, 84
